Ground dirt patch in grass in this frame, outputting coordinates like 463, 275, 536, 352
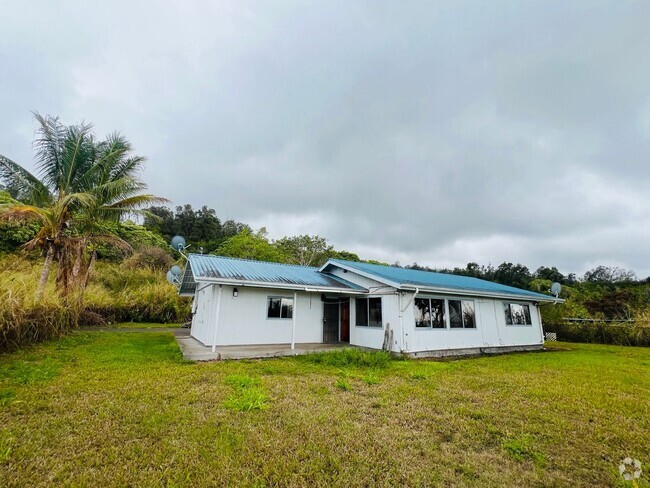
0, 333, 648, 486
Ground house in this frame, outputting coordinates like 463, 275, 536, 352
179, 254, 562, 357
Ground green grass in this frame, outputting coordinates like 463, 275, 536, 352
0, 334, 648, 487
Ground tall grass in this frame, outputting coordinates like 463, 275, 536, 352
544, 321, 650, 346
0, 255, 190, 351
0, 256, 74, 351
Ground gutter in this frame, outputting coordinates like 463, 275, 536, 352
191, 277, 368, 294
398, 285, 563, 304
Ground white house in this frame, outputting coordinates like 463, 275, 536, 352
179, 254, 562, 357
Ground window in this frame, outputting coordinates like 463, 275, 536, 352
504, 303, 532, 325
267, 297, 293, 319
448, 300, 476, 329
356, 297, 382, 327
415, 298, 445, 328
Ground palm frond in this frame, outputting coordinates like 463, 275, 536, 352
1, 203, 53, 226
0, 153, 53, 206
61, 121, 95, 192
32, 112, 66, 189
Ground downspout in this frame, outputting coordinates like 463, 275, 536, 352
291, 290, 298, 350
211, 285, 223, 353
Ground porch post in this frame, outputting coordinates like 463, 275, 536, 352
291, 290, 297, 350
211, 285, 223, 353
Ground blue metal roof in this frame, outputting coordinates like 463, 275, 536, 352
185, 254, 367, 292
323, 259, 557, 301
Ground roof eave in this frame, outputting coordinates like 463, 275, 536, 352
398, 284, 563, 303
192, 276, 368, 294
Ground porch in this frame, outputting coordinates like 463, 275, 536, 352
175, 331, 349, 361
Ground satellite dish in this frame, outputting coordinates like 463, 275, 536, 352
550, 282, 562, 297
166, 270, 175, 284
170, 235, 186, 251
170, 265, 182, 277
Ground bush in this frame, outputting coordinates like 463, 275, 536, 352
544, 322, 650, 347
123, 246, 174, 271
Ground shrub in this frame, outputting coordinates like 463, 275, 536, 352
544, 322, 650, 347
123, 246, 174, 271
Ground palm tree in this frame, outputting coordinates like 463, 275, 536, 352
0, 113, 167, 299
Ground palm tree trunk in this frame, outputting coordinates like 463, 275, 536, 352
76, 249, 97, 308
36, 245, 54, 300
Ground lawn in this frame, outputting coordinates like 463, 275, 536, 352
0, 332, 648, 487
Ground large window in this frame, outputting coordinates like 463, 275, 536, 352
356, 297, 382, 327
449, 300, 476, 328
415, 298, 445, 328
504, 303, 532, 325
267, 297, 293, 319
414, 297, 474, 329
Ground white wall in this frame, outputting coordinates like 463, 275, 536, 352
190, 285, 214, 345
192, 285, 325, 346
399, 292, 544, 353
349, 292, 402, 353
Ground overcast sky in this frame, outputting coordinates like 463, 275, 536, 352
2, 1, 649, 277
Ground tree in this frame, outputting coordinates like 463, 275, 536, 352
216, 230, 288, 263
493, 262, 532, 289
583, 266, 637, 284
0, 113, 165, 298
534, 266, 566, 284
143, 204, 251, 252
274, 235, 332, 266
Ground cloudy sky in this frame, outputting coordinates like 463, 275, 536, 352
2, 1, 649, 277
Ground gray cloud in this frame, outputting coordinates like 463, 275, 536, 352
2, 0, 649, 277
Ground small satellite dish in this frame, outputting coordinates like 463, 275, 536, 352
166, 270, 175, 284
550, 282, 562, 297
170, 235, 186, 251
170, 265, 182, 277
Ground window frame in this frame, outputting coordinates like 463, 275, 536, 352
266, 296, 294, 320
413, 296, 476, 331
414, 297, 446, 329
355, 296, 383, 328
503, 302, 533, 326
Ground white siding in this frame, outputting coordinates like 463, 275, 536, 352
328, 267, 388, 290
349, 293, 401, 352
190, 285, 214, 345
400, 292, 544, 353
192, 285, 325, 346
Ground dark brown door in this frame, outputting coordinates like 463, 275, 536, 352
323, 303, 339, 342
340, 302, 350, 342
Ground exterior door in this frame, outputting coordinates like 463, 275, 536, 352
323, 303, 340, 342
340, 302, 350, 342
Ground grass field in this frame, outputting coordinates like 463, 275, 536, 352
0, 332, 648, 487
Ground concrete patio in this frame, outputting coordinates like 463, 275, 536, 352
174, 331, 348, 361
